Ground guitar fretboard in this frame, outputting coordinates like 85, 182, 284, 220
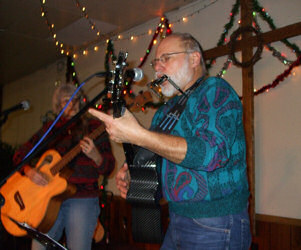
50, 124, 105, 176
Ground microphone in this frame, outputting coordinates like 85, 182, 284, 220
95, 68, 144, 82
1, 100, 30, 116
124, 68, 144, 82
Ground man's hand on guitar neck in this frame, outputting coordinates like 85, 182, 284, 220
115, 163, 130, 199
23, 165, 49, 186
88, 108, 145, 145
89, 108, 187, 164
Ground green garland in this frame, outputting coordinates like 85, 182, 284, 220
206, 0, 240, 71
66, 56, 80, 86
252, 0, 301, 56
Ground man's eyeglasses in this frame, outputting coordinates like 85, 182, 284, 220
150, 51, 193, 69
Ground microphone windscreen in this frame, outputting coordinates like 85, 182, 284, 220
132, 68, 144, 82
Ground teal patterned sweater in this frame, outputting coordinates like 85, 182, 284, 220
151, 76, 249, 218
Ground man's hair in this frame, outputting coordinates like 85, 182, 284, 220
52, 83, 83, 114
167, 32, 207, 74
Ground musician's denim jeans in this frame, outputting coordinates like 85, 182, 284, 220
161, 207, 251, 250
32, 197, 100, 250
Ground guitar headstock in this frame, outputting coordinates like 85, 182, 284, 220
107, 51, 128, 118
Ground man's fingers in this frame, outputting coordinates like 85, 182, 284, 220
120, 192, 127, 199
88, 108, 111, 123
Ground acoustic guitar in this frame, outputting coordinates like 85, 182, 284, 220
0, 124, 105, 236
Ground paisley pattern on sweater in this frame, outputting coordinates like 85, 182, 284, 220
153, 76, 249, 218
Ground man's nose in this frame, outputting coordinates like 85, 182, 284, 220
154, 60, 164, 72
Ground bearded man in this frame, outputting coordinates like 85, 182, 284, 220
90, 32, 252, 249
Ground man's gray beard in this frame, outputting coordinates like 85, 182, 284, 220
160, 81, 177, 97
161, 58, 193, 97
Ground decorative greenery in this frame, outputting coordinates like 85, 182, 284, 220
206, 0, 240, 71
254, 53, 301, 96
253, 16, 294, 65
252, 0, 301, 55
209, 0, 301, 96
66, 56, 80, 86
138, 16, 172, 68
229, 25, 263, 68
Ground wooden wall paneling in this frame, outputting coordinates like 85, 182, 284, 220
254, 220, 271, 250
291, 225, 301, 250
270, 223, 291, 250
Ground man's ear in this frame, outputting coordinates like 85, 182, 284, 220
190, 51, 201, 67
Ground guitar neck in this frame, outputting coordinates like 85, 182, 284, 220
112, 100, 135, 165
50, 124, 105, 176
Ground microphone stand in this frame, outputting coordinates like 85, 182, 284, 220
0, 115, 8, 128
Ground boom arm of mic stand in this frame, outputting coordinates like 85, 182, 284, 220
0, 115, 8, 127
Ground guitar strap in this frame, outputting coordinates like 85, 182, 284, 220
156, 76, 205, 133
129, 76, 205, 244
133, 76, 205, 166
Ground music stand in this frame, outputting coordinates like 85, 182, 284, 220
8, 217, 67, 250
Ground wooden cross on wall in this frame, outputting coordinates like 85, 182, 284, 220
203, 0, 301, 234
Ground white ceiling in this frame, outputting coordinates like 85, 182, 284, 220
0, 0, 198, 85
